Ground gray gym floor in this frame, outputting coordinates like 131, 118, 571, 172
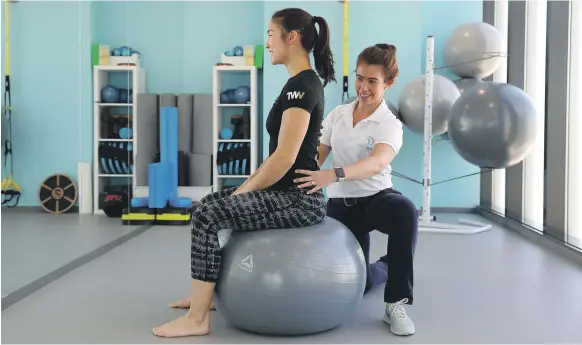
1, 211, 145, 301
2, 213, 582, 343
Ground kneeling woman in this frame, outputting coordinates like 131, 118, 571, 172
294, 44, 418, 336
152, 8, 336, 338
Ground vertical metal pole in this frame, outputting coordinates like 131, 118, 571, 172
422, 36, 434, 225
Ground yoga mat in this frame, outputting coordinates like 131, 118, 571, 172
192, 94, 213, 155
135, 94, 159, 186
177, 94, 193, 152
189, 153, 212, 186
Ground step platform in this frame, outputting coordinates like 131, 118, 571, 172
122, 207, 156, 226
155, 206, 196, 226
121, 204, 199, 226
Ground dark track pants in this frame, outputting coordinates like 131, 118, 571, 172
326, 189, 418, 304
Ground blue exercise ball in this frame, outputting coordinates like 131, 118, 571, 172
220, 89, 236, 104
119, 88, 129, 103
220, 128, 233, 139
220, 91, 231, 104
120, 46, 132, 56
233, 46, 244, 56
233, 86, 250, 104
101, 85, 120, 103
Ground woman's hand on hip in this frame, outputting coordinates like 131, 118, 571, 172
294, 169, 337, 194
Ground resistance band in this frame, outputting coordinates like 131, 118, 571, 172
342, 0, 349, 102
2, 0, 21, 207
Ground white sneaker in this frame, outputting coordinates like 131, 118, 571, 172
384, 298, 415, 336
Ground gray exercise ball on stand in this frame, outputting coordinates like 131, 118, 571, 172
447, 81, 537, 168
453, 78, 484, 94
343, 96, 402, 121
213, 217, 367, 336
444, 22, 504, 79
398, 74, 460, 135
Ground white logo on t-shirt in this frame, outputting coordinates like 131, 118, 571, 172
287, 91, 305, 100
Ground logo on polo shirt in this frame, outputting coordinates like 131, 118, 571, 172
286, 91, 305, 100
366, 136, 374, 150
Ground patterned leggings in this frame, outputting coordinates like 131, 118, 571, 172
190, 185, 327, 282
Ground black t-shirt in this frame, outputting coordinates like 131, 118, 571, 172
265, 69, 325, 190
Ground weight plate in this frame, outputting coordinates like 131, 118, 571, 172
38, 174, 78, 214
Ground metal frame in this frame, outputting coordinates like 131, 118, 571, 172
504, 0, 527, 223
545, 0, 571, 242
418, 36, 491, 235
480, 1, 579, 252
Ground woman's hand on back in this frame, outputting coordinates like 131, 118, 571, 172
294, 169, 337, 194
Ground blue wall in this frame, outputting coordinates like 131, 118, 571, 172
262, 1, 483, 208
2, 0, 481, 208
92, 1, 264, 94
1, 1, 92, 207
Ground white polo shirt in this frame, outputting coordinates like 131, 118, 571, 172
320, 99, 403, 198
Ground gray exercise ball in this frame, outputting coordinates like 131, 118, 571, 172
444, 22, 504, 79
453, 78, 483, 94
398, 74, 460, 135
214, 217, 367, 336
344, 96, 402, 121
447, 81, 537, 169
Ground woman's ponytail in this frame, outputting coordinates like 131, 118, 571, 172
312, 16, 336, 87
271, 9, 336, 87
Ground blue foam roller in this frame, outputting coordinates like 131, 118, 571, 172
169, 197, 193, 209
160, 106, 179, 201
148, 163, 170, 209
131, 197, 149, 208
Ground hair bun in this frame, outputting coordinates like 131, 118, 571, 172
375, 43, 397, 54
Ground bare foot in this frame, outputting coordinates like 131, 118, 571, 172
152, 313, 210, 338
169, 298, 215, 310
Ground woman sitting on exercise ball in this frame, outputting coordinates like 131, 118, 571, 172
152, 8, 336, 338
294, 44, 418, 336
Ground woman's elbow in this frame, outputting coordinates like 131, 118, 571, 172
374, 158, 391, 175
275, 151, 297, 169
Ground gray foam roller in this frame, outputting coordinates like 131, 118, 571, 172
214, 216, 366, 336
158, 94, 177, 108
177, 94, 194, 152
135, 94, 159, 186
188, 153, 212, 186
192, 94, 213, 155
